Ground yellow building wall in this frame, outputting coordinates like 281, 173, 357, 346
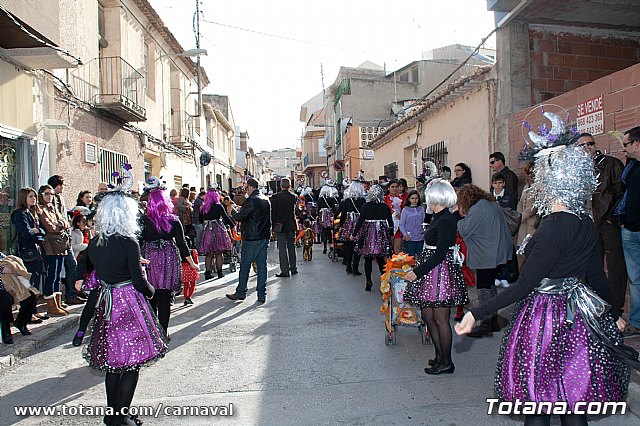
0, 61, 35, 132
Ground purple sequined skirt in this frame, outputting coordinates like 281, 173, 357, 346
320, 208, 334, 228
496, 290, 629, 407
312, 220, 321, 234
338, 213, 359, 241
81, 270, 100, 292
200, 220, 232, 254
84, 283, 168, 372
356, 221, 390, 257
141, 240, 182, 292
404, 249, 468, 308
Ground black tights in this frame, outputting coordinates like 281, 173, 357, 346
77, 288, 99, 334
343, 241, 361, 271
524, 414, 587, 426
105, 370, 139, 419
364, 256, 385, 282
206, 252, 223, 273
149, 289, 172, 334
322, 228, 332, 251
421, 307, 452, 366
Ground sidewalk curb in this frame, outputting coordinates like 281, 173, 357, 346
0, 314, 79, 369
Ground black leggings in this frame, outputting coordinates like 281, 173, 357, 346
321, 228, 332, 251
77, 288, 99, 334
343, 241, 361, 271
524, 414, 587, 426
364, 256, 385, 282
0, 291, 35, 325
422, 307, 453, 366
105, 370, 139, 420
149, 289, 172, 334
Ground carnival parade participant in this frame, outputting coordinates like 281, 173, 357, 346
339, 178, 366, 275
456, 117, 635, 426
199, 188, 234, 280
318, 182, 339, 254
74, 177, 168, 426
384, 179, 405, 254
140, 177, 198, 336
404, 180, 468, 375
352, 185, 393, 291
295, 219, 315, 261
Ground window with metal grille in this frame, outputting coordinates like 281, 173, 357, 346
384, 162, 398, 179
422, 140, 448, 170
99, 148, 129, 184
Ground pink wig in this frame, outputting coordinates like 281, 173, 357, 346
201, 189, 221, 215
146, 189, 177, 233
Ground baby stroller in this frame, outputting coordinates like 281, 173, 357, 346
223, 227, 241, 272
327, 228, 344, 262
384, 271, 430, 346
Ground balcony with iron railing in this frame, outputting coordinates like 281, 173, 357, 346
303, 152, 327, 169
170, 110, 196, 150
68, 56, 146, 122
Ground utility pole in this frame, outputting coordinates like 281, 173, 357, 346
195, 0, 202, 117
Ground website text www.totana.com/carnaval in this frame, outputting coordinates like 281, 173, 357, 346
486, 399, 626, 415
14, 403, 234, 418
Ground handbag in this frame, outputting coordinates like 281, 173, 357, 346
502, 208, 522, 237
50, 231, 72, 253
18, 245, 43, 263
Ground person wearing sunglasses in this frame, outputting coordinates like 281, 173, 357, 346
489, 152, 519, 205
614, 127, 640, 337
577, 132, 628, 333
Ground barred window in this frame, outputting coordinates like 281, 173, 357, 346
422, 140, 448, 169
100, 148, 129, 184
384, 162, 398, 179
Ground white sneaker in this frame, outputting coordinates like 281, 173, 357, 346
500, 280, 510, 288
494, 279, 502, 287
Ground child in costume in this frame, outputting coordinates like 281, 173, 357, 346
182, 248, 199, 305
295, 220, 314, 261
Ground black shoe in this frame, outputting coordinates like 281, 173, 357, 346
34, 313, 50, 320
226, 293, 245, 301
184, 297, 194, 305
1, 324, 13, 344
353, 270, 362, 276
257, 298, 266, 304
275, 272, 290, 278
205, 271, 212, 280
467, 324, 493, 338
14, 320, 31, 335
428, 358, 440, 367
346, 268, 353, 274
290, 269, 298, 275
365, 281, 373, 291
29, 316, 43, 324
424, 363, 455, 375
323, 249, 327, 254
72, 331, 84, 347
217, 270, 224, 279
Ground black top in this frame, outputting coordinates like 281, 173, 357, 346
76, 235, 154, 298
622, 160, 640, 231
232, 189, 272, 241
339, 198, 365, 227
270, 190, 298, 233
451, 175, 471, 188
413, 209, 457, 277
139, 216, 191, 260
498, 166, 519, 205
470, 212, 615, 321
318, 196, 339, 211
492, 189, 517, 210
352, 201, 393, 237
200, 203, 234, 227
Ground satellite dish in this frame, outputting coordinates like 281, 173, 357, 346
200, 151, 212, 166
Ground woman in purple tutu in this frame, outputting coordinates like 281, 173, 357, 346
318, 183, 339, 254
75, 188, 168, 426
456, 122, 635, 425
140, 177, 198, 336
351, 185, 393, 291
199, 188, 234, 279
339, 179, 366, 275
404, 179, 468, 375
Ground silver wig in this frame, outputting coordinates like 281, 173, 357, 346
531, 144, 596, 217
94, 192, 141, 245
319, 185, 333, 197
347, 181, 365, 199
367, 184, 384, 203
425, 179, 457, 209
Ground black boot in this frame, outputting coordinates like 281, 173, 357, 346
365, 281, 373, 291
352, 269, 362, 276
346, 267, 353, 274
14, 319, 31, 335
1, 322, 13, 344
205, 270, 212, 280
217, 269, 224, 279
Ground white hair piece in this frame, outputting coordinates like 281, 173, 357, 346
347, 181, 365, 199
425, 179, 457, 209
319, 185, 332, 197
367, 184, 384, 203
94, 192, 140, 245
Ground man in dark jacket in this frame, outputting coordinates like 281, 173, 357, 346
227, 178, 271, 303
578, 133, 628, 318
270, 178, 298, 277
489, 152, 519, 205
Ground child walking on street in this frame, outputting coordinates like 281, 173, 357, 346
182, 248, 199, 305
296, 220, 314, 261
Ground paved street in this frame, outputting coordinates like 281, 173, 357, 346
0, 245, 638, 425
